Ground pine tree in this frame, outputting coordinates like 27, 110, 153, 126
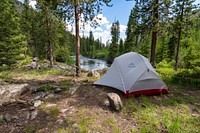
20, 0, 32, 57
0, 0, 25, 67
109, 20, 120, 62
36, 0, 61, 68
124, 2, 140, 53
119, 38, 124, 55
89, 31, 94, 58
173, 0, 196, 70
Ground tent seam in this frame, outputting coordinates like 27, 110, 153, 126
115, 60, 126, 93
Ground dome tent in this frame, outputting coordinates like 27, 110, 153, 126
94, 52, 168, 96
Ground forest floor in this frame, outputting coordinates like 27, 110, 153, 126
0, 68, 199, 133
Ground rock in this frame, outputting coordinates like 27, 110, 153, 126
4, 113, 12, 122
33, 57, 39, 61
56, 119, 64, 125
87, 70, 100, 78
44, 94, 55, 99
54, 88, 62, 93
30, 110, 38, 120
2, 99, 28, 107
2, 64, 7, 66
107, 93, 123, 111
33, 100, 42, 108
104, 99, 110, 107
68, 86, 79, 95
33, 92, 49, 100
27, 61, 38, 69
12, 115, 19, 120
45, 103, 57, 108
20, 86, 29, 95
0, 84, 29, 105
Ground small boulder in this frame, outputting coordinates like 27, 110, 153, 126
30, 109, 38, 120
104, 99, 110, 107
68, 86, 79, 95
87, 70, 100, 78
54, 88, 62, 93
107, 93, 123, 111
33, 57, 39, 61
33, 100, 42, 108
4, 113, 12, 122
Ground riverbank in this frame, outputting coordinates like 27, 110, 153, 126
0, 68, 199, 132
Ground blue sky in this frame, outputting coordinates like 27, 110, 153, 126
19, 0, 200, 44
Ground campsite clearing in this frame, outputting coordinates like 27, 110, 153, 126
0, 69, 199, 133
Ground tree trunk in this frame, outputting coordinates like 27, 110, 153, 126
175, 1, 185, 71
150, 0, 158, 68
75, 0, 81, 76
46, 9, 53, 68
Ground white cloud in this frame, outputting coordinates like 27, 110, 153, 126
120, 24, 127, 33
106, 24, 112, 30
93, 14, 109, 25
29, 0, 36, 8
66, 14, 127, 44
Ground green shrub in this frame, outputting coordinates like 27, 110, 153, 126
172, 69, 200, 89
156, 60, 174, 68
16, 56, 32, 68
38, 84, 55, 92
49, 106, 59, 118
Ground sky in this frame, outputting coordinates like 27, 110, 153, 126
19, 0, 200, 44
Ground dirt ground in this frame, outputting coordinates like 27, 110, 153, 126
0, 71, 199, 133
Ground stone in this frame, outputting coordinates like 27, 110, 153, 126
107, 93, 123, 111
33, 57, 39, 61
4, 113, 12, 122
44, 94, 55, 99
27, 61, 38, 69
68, 86, 79, 95
30, 110, 38, 120
12, 115, 19, 120
60, 109, 68, 113
104, 99, 110, 107
33, 100, 42, 108
87, 70, 100, 78
45, 103, 57, 108
54, 88, 62, 93
0, 84, 29, 105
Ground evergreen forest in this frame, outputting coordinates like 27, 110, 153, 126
0, 0, 200, 132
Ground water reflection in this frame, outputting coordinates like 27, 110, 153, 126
71, 55, 109, 70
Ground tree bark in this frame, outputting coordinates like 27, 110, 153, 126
175, 1, 185, 71
150, 0, 158, 68
75, 0, 81, 76
46, 8, 53, 68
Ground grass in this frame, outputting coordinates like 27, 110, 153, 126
103, 117, 121, 133
0, 67, 199, 133
38, 84, 56, 92
0, 69, 69, 81
40, 105, 59, 118
49, 106, 60, 118
123, 94, 200, 133
0, 115, 3, 125
24, 124, 35, 133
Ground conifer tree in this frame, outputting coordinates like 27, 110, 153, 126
0, 0, 25, 67
124, 2, 140, 53
173, 0, 196, 70
109, 20, 120, 62
119, 38, 124, 55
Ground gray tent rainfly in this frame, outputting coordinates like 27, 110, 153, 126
94, 52, 168, 96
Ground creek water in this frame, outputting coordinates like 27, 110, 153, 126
72, 55, 109, 71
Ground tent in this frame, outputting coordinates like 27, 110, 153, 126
94, 52, 168, 96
